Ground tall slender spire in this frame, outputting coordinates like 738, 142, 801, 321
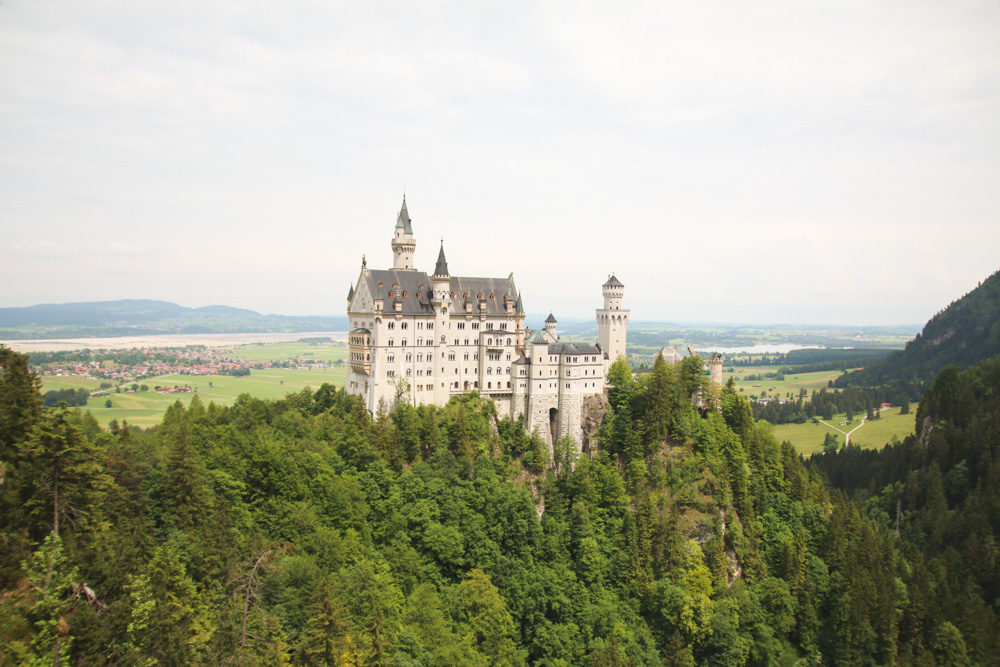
395, 194, 413, 234
434, 240, 449, 277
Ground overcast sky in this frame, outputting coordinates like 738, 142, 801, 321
1, 1, 998, 325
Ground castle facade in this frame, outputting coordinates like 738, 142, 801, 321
345, 197, 629, 447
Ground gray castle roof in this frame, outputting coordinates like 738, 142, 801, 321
395, 197, 413, 234
545, 313, 557, 323
603, 274, 623, 287
347, 284, 355, 300
549, 341, 601, 355
358, 268, 517, 317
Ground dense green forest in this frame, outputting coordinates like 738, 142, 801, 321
1, 344, 996, 664
838, 269, 1000, 386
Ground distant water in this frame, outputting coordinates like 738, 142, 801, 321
1, 331, 348, 353
693, 344, 822, 354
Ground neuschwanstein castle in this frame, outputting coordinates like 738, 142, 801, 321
345, 197, 630, 447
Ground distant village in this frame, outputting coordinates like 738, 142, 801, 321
32, 345, 344, 387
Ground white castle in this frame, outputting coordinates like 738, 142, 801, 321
345, 197, 630, 447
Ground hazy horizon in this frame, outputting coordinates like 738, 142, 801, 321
2, 1, 998, 326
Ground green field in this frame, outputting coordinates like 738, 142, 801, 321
772, 403, 918, 456
40, 375, 108, 392
730, 365, 857, 399
81, 367, 346, 427
217, 341, 348, 363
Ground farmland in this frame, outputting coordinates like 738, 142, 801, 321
37, 340, 349, 427
71, 367, 347, 427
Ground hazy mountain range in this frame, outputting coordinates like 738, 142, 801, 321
0, 299, 348, 339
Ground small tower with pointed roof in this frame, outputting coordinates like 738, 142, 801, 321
391, 195, 416, 269
597, 274, 629, 367
544, 313, 558, 340
431, 241, 452, 310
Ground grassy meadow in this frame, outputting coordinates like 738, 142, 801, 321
772, 403, 918, 456
40, 375, 108, 392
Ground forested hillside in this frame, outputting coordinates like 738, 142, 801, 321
813, 355, 1000, 663
1, 345, 994, 664
838, 268, 1000, 386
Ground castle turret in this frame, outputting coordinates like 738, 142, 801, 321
708, 352, 723, 387
515, 292, 526, 348
391, 195, 416, 269
544, 313, 558, 340
431, 241, 453, 404
597, 274, 629, 365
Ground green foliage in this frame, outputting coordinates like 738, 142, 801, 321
0, 344, 997, 664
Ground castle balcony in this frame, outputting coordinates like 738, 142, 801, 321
349, 328, 372, 375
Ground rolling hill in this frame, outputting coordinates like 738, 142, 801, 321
0, 299, 347, 339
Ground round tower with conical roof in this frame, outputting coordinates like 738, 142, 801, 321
391, 195, 416, 269
596, 274, 629, 366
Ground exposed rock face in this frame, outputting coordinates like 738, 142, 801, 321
580, 392, 610, 456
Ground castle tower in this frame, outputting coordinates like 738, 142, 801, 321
514, 292, 526, 349
544, 313, 558, 340
708, 352, 723, 387
597, 275, 629, 364
431, 241, 452, 404
391, 195, 416, 269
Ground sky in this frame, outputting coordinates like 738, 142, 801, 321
1, 1, 998, 325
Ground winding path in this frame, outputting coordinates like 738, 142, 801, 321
818, 415, 869, 447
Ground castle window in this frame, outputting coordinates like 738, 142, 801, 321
457, 322, 466, 330
487, 338, 492, 345
401, 322, 408, 330
454, 338, 460, 346
387, 370, 395, 377
448, 353, 455, 361
506, 353, 511, 360
406, 369, 412, 377
464, 353, 469, 360
388, 322, 395, 330
487, 368, 492, 375
401, 339, 407, 346
417, 338, 423, 346
406, 353, 412, 362
507, 338, 512, 345
500, 323, 507, 330
427, 322, 433, 330
388, 339, 394, 347
464, 339, 470, 346
507, 381, 511, 388
472, 322, 480, 330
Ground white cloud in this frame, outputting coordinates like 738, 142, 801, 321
0, 0, 998, 324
